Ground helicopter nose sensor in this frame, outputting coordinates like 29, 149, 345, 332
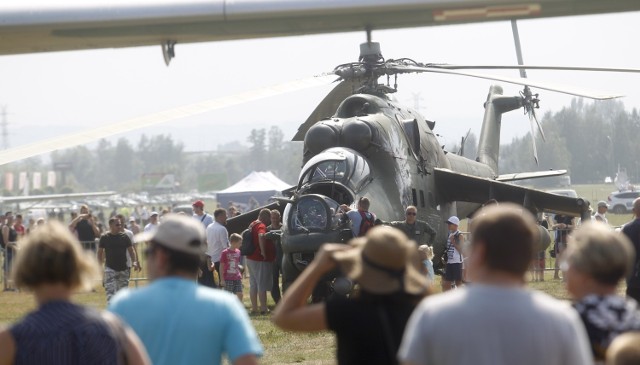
305, 123, 340, 154
341, 119, 372, 151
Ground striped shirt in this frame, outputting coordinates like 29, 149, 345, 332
10, 301, 122, 365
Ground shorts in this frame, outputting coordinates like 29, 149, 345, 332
224, 279, 243, 294
247, 259, 274, 292
444, 263, 462, 282
537, 258, 546, 269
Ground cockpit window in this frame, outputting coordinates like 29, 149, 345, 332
308, 160, 347, 183
290, 195, 345, 232
294, 197, 328, 231
298, 148, 372, 193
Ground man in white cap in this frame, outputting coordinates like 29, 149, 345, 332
109, 214, 262, 365
399, 204, 592, 365
143, 212, 159, 233
442, 216, 463, 292
593, 201, 609, 225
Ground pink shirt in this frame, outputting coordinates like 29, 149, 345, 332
220, 248, 242, 281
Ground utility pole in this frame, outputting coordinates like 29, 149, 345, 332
411, 92, 425, 113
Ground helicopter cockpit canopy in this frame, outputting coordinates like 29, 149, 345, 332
297, 147, 372, 204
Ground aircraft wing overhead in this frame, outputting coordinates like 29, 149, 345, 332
0, 191, 116, 204
434, 168, 588, 216
2, 0, 640, 55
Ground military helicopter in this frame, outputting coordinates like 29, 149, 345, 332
222, 33, 640, 293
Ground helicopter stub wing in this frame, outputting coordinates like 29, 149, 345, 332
225, 201, 285, 235
434, 168, 588, 217
495, 169, 567, 182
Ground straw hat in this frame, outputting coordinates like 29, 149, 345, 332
332, 226, 428, 295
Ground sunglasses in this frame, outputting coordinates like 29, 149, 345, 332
406, 212, 417, 216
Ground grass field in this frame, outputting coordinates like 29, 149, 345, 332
0, 259, 598, 364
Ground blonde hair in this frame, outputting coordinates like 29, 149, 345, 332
565, 223, 634, 286
229, 233, 242, 243
606, 332, 640, 365
418, 245, 434, 260
12, 221, 100, 291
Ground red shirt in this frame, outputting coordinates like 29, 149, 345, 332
247, 220, 275, 262
13, 224, 25, 237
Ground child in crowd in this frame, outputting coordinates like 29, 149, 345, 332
220, 233, 244, 302
418, 245, 434, 284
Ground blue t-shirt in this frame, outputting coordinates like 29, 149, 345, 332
109, 277, 262, 365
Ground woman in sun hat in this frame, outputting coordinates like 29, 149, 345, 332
272, 225, 429, 365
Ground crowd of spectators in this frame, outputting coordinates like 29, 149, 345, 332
2, 197, 640, 364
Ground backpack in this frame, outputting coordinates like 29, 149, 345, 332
240, 227, 256, 256
358, 211, 375, 237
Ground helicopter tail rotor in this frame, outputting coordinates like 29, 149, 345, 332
512, 20, 546, 165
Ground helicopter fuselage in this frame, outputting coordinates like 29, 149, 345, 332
280, 91, 497, 289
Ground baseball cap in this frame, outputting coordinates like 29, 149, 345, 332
129, 217, 136, 222
446, 216, 460, 226
134, 214, 205, 255
192, 200, 204, 208
597, 201, 609, 208
150, 211, 159, 217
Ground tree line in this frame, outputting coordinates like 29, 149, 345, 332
453, 99, 640, 185
0, 126, 303, 195
2, 100, 638, 195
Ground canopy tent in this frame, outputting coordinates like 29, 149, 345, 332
216, 171, 291, 211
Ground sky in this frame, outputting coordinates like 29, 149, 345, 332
0, 10, 639, 156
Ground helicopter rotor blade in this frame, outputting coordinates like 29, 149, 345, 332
511, 20, 528, 80
397, 64, 624, 100
293, 79, 355, 141
531, 107, 546, 142
528, 112, 540, 166
421, 64, 640, 74
0, 75, 336, 166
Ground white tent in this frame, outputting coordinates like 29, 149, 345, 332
216, 171, 291, 210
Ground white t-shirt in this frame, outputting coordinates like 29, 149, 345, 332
446, 230, 463, 264
144, 222, 158, 233
593, 212, 608, 225
206, 221, 229, 262
399, 284, 593, 365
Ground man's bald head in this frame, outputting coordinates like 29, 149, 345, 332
633, 198, 640, 218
